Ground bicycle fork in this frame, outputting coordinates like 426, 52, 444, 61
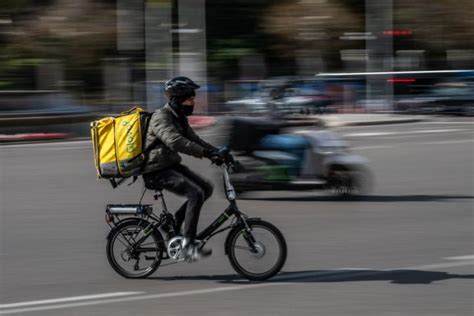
239, 217, 259, 253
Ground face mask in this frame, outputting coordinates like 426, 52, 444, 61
182, 105, 194, 116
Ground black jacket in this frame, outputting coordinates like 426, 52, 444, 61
143, 104, 216, 173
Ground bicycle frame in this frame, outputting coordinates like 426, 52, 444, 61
106, 157, 286, 280
196, 200, 242, 242
196, 164, 249, 242
110, 163, 254, 251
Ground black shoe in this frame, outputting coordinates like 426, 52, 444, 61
182, 239, 212, 263
197, 244, 212, 258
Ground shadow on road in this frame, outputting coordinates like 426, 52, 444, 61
267, 269, 474, 285
238, 194, 474, 202
151, 269, 474, 285
150, 274, 241, 282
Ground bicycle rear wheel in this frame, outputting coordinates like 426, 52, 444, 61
226, 219, 287, 281
106, 219, 165, 278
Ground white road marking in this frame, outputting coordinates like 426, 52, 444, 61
351, 139, 473, 147
408, 129, 469, 133
344, 132, 393, 137
444, 255, 474, 260
0, 284, 281, 315
406, 261, 474, 270
1, 259, 473, 314
344, 129, 467, 137
419, 139, 474, 145
421, 121, 474, 125
352, 145, 394, 150
0, 292, 144, 309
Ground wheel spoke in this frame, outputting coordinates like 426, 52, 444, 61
234, 245, 252, 251
120, 229, 139, 245
107, 221, 163, 279
228, 221, 286, 281
115, 235, 133, 249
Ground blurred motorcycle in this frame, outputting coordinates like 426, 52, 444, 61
226, 117, 372, 196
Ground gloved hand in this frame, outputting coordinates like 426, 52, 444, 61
203, 147, 233, 166
203, 149, 225, 165
217, 146, 234, 164
210, 155, 224, 166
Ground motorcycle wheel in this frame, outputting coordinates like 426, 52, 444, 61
329, 167, 372, 196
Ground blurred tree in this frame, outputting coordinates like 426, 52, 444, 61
206, 0, 272, 80
1, 0, 471, 92
395, 0, 474, 50
262, 0, 474, 72
0, 0, 54, 15
262, 0, 364, 72
394, 0, 474, 68
0, 0, 116, 91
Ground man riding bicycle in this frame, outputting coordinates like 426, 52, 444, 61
142, 76, 227, 262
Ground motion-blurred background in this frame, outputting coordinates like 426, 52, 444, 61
0, 0, 473, 139
1, 3, 474, 314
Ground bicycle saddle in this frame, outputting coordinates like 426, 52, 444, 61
143, 177, 164, 191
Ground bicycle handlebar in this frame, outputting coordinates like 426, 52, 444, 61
222, 163, 236, 201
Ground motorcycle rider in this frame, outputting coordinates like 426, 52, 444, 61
142, 76, 227, 262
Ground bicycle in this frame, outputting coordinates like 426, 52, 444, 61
105, 158, 287, 281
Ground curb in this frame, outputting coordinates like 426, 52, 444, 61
341, 118, 424, 127
0, 115, 423, 143
283, 119, 323, 127
0, 115, 217, 143
0, 133, 72, 142
0, 113, 97, 127
188, 116, 217, 129
323, 118, 424, 127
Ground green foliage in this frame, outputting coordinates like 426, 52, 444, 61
4, 58, 47, 68
209, 39, 256, 61
0, 0, 53, 14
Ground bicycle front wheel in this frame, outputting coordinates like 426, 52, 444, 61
226, 219, 287, 281
106, 219, 165, 279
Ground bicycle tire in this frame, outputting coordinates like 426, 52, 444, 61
106, 219, 165, 279
226, 219, 287, 281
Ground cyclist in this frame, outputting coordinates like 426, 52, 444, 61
142, 76, 226, 262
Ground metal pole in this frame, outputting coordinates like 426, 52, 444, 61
365, 0, 393, 111
144, 0, 173, 111
177, 0, 208, 113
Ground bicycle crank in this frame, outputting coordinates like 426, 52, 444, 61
167, 236, 185, 262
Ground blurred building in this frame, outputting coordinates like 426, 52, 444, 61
0, 0, 472, 114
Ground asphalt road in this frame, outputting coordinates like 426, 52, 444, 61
1, 117, 473, 315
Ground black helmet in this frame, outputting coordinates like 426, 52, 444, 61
165, 76, 200, 97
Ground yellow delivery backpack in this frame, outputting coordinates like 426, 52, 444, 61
91, 106, 151, 183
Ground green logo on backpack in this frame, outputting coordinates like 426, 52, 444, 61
122, 121, 136, 153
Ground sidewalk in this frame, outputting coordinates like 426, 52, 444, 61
0, 113, 425, 142
0, 115, 218, 142
313, 113, 426, 127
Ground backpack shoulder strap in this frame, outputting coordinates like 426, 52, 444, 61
121, 106, 144, 115
109, 178, 127, 189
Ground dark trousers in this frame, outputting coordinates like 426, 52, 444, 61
143, 164, 213, 240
